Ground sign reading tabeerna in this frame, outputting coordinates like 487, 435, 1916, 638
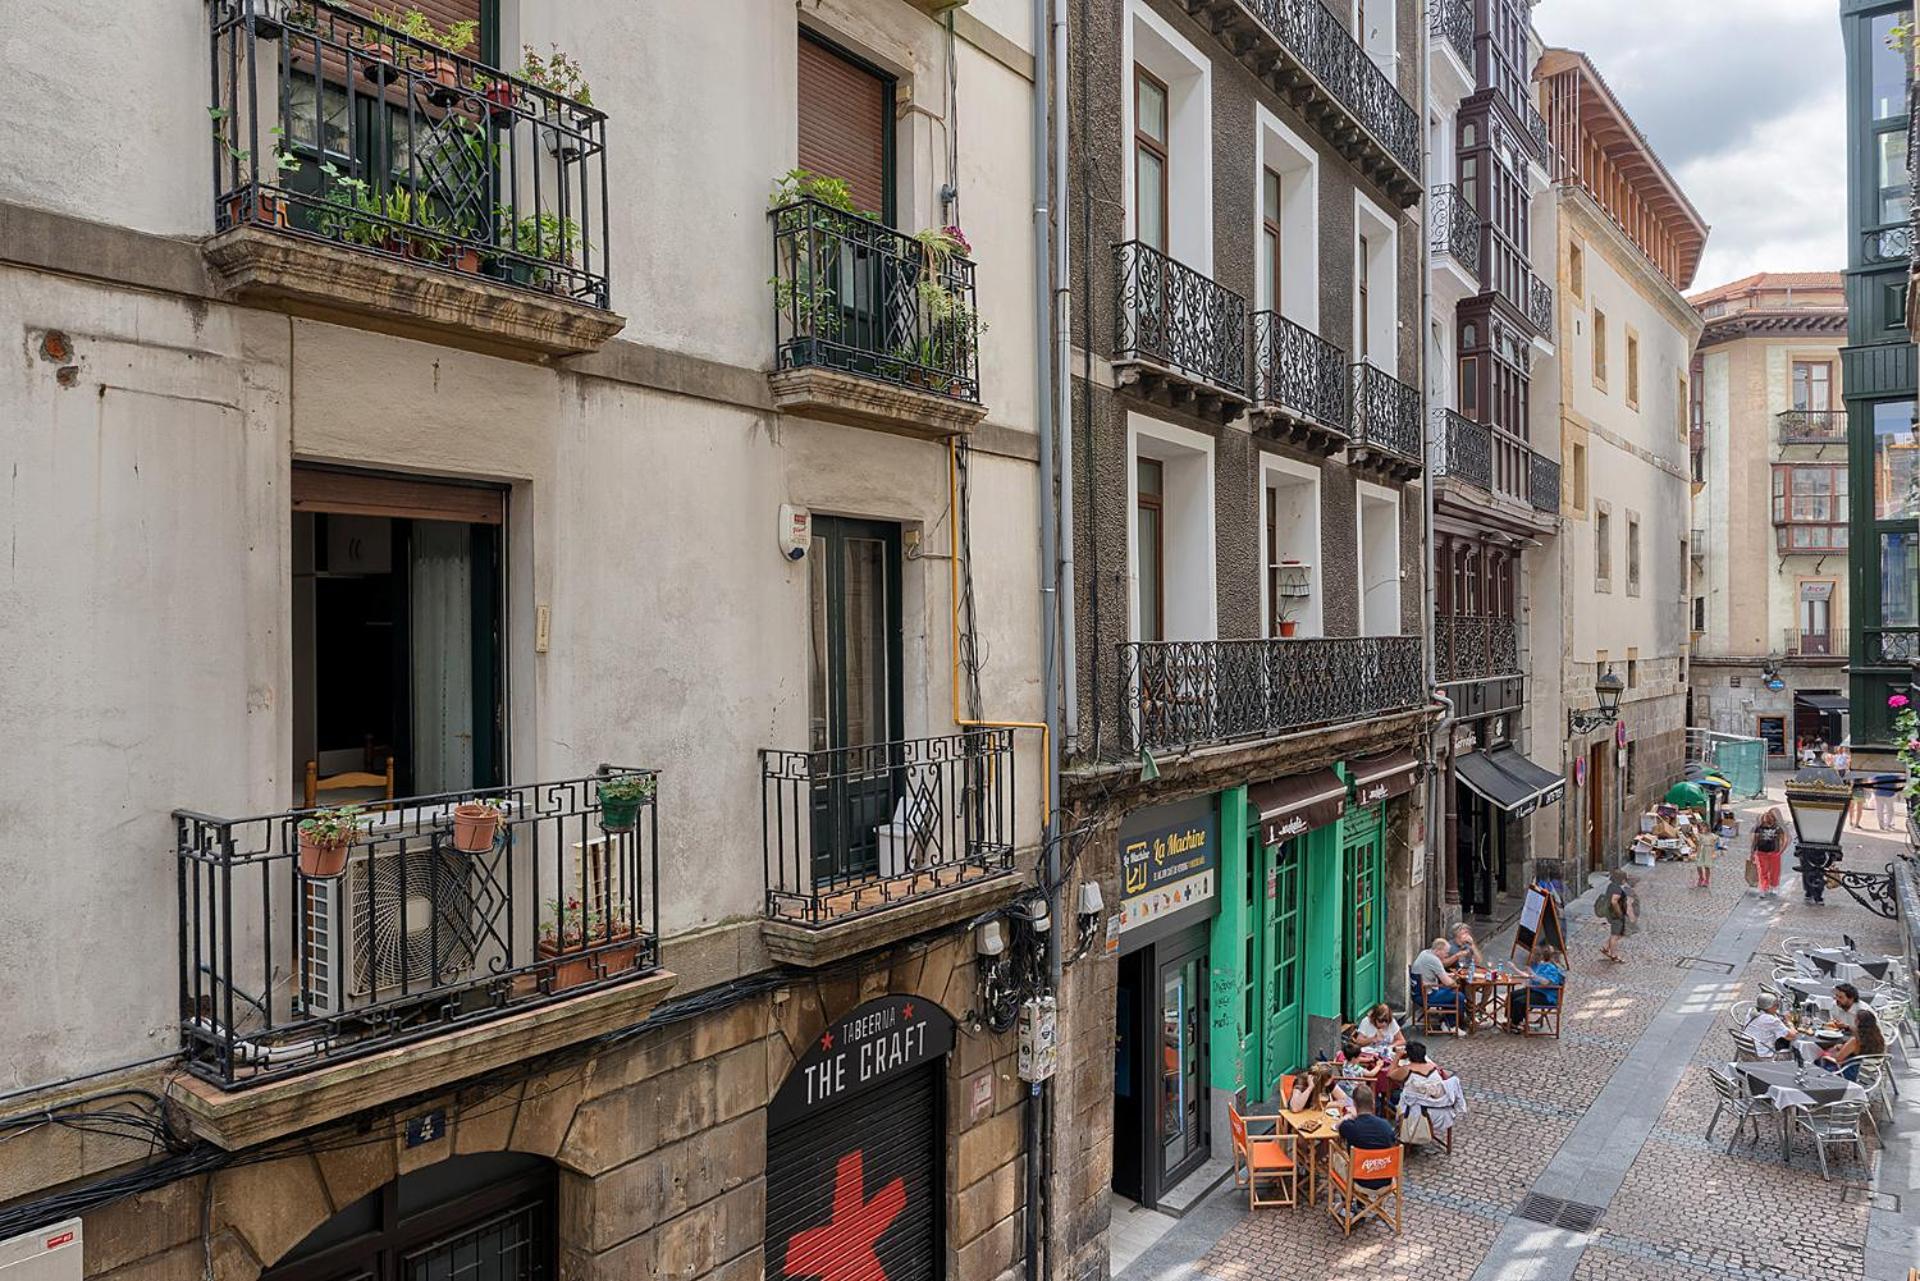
770, 995, 956, 1125
1116, 796, 1219, 939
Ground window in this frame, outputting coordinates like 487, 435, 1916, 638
1261, 166, 1283, 313
1878, 129, 1911, 225
1355, 232, 1371, 362
1592, 308, 1608, 389
1626, 649, 1639, 689
1353, 195, 1397, 367
1872, 399, 1919, 519
798, 32, 895, 222
1134, 66, 1170, 254
1883, 531, 1919, 628
1799, 581, 1835, 654
1569, 241, 1584, 299
1692, 595, 1706, 632
1132, 416, 1217, 644
1595, 505, 1611, 587
1676, 373, 1688, 440
1872, 10, 1910, 120
1262, 458, 1321, 638
1571, 440, 1588, 510
1357, 484, 1401, 636
1770, 464, 1849, 553
1626, 513, 1641, 595
1136, 457, 1165, 641
1792, 361, 1833, 413
1625, 331, 1640, 409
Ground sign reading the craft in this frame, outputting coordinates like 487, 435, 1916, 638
1116, 797, 1218, 937
1510, 883, 1567, 965
770, 995, 955, 1125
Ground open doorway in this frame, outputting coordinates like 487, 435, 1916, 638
292, 468, 506, 805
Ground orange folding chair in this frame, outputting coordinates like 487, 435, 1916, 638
1327, 1143, 1403, 1235
1228, 1106, 1298, 1209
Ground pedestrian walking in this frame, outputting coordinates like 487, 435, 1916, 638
1749, 808, 1787, 897
1598, 868, 1635, 963
1873, 776, 1899, 832
1697, 816, 1723, 889
1796, 840, 1833, 905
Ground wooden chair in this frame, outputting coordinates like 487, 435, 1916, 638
1326, 1143, 1402, 1236
305, 756, 396, 809
1408, 971, 1450, 1035
1276, 1073, 1301, 1111
1228, 1106, 1297, 1209
1519, 981, 1564, 1039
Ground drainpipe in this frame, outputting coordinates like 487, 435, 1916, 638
1054, 0, 1078, 757
1418, 4, 1448, 945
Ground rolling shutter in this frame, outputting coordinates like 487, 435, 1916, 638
766, 1066, 941, 1281
797, 33, 891, 219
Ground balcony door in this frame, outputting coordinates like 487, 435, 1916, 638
1799, 580, 1835, 655
808, 517, 904, 885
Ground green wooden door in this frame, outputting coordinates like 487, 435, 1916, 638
1259, 836, 1308, 1090
1342, 806, 1387, 1017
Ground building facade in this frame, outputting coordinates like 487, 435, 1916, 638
1843, 0, 1919, 753
1686, 274, 1852, 762
0, 4, 1049, 1280
1537, 50, 1707, 873
1427, 0, 1567, 925
1045, 0, 1434, 1264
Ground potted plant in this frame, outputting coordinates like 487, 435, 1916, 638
597, 773, 655, 833
502, 210, 584, 291
209, 114, 302, 228
768, 170, 868, 343
534, 899, 640, 993
450, 797, 506, 853
354, 23, 402, 85
296, 805, 362, 879
473, 72, 520, 124
1274, 598, 1301, 639
391, 9, 477, 102
520, 43, 593, 116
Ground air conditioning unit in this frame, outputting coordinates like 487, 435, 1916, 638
301, 844, 484, 1016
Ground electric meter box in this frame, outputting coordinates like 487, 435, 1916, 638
1017, 996, 1058, 1082
0, 1220, 82, 1281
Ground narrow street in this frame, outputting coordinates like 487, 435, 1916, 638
1115, 785, 1919, 1281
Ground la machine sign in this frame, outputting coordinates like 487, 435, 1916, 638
771, 995, 956, 1125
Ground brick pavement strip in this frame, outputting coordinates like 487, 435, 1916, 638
1160, 789, 1918, 1281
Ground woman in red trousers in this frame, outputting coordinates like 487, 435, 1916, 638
1749, 808, 1787, 897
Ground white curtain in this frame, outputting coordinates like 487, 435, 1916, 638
411, 521, 473, 795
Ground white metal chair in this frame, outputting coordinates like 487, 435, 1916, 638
1705, 1065, 1772, 1152
1793, 1100, 1869, 1180
1729, 1029, 1763, 1063
1728, 1000, 1753, 1028
1850, 1054, 1896, 1124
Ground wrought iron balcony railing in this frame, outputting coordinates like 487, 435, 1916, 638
1350, 362, 1423, 467
1435, 614, 1520, 684
1525, 269, 1554, 334
1529, 451, 1561, 514
1119, 636, 1427, 754
208, 0, 610, 308
1516, 93, 1552, 165
761, 730, 1017, 927
1862, 628, 1917, 666
1431, 408, 1491, 490
177, 770, 662, 1089
1776, 409, 1847, 444
771, 198, 981, 404
1242, 0, 1422, 179
1430, 184, 1481, 277
1864, 225, 1913, 266
1253, 311, 1349, 433
1428, 0, 1474, 68
1114, 240, 1249, 395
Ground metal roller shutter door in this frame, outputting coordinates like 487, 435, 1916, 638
766, 1065, 942, 1281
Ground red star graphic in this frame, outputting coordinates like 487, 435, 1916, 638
901, 1003, 915, 1019
820, 1030, 834, 1051
784, 1150, 905, 1281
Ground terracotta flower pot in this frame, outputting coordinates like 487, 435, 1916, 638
535, 938, 641, 993
483, 80, 520, 124
356, 40, 400, 85
449, 246, 482, 274
225, 189, 286, 229
1277, 620, 1299, 638
451, 802, 500, 853
297, 830, 351, 879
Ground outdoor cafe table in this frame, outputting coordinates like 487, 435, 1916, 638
1780, 974, 1882, 1012
1733, 1060, 1869, 1164
1460, 965, 1527, 1033
1800, 948, 1897, 984
1278, 1108, 1343, 1206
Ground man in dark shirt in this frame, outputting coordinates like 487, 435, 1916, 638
1335, 1085, 1399, 1188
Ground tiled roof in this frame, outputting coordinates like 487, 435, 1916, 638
1687, 272, 1843, 306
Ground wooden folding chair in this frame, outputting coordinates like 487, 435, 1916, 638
1228, 1106, 1297, 1209
1408, 971, 1449, 1035
1521, 982, 1563, 1038
1276, 1073, 1300, 1111
306, 756, 395, 809
1326, 1143, 1402, 1235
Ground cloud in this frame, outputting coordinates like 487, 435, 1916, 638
1533, 0, 1846, 291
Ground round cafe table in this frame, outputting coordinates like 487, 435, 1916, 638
1733, 1060, 1868, 1164
1801, 948, 1895, 984
1779, 974, 1881, 1014
1459, 965, 1526, 1033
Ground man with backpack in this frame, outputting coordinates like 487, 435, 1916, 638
1597, 868, 1636, 963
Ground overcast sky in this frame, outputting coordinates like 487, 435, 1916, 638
1532, 0, 1848, 295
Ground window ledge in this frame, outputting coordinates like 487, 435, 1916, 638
762, 871, 1021, 969
204, 227, 626, 359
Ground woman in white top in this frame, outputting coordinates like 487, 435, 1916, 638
1352, 1002, 1406, 1054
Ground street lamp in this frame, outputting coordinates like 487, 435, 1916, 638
1567, 667, 1626, 736
1784, 765, 1897, 918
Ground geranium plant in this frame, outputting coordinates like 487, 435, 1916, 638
298, 804, 364, 846
1891, 693, 1920, 797
537, 897, 635, 952
521, 44, 592, 106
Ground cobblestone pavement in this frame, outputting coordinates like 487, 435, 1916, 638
1167, 787, 1914, 1281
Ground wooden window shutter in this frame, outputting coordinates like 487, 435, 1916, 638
797, 34, 891, 220
292, 467, 505, 525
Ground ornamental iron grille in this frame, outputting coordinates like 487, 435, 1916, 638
1432, 408, 1492, 490
760, 729, 1017, 926
177, 770, 662, 1089
1350, 363, 1423, 466
1435, 615, 1520, 683
1242, 0, 1422, 177
1866, 225, 1914, 265
1429, 0, 1474, 68
1529, 452, 1562, 514
1516, 93, 1552, 166
208, 0, 612, 308
1114, 240, 1249, 395
1429, 184, 1482, 277
1253, 311, 1350, 432
1525, 269, 1554, 334
771, 198, 982, 404
1118, 636, 1426, 753
1776, 410, 1848, 444
1866, 629, 1920, 664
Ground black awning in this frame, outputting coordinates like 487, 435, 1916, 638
1252, 769, 1347, 846
1349, 749, 1422, 806
1795, 693, 1850, 714
1490, 747, 1567, 811
1457, 751, 1538, 815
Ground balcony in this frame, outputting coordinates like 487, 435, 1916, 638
769, 199, 988, 439
1529, 452, 1561, 515
1776, 409, 1847, 445
204, 0, 623, 357
1862, 628, 1919, 666
1785, 627, 1846, 659
1428, 0, 1474, 71
1181, 0, 1421, 206
1430, 183, 1482, 281
1119, 636, 1428, 754
1435, 615, 1520, 684
1525, 269, 1554, 335
1348, 363, 1423, 478
1252, 311, 1349, 451
1114, 240, 1249, 420
1864, 225, 1912, 266
760, 730, 1021, 967
1431, 408, 1491, 491
172, 770, 673, 1147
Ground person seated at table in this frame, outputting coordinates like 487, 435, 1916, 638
1287, 1061, 1354, 1116
1448, 923, 1485, 969
1505, 947, 1565, 1028
1412, 938, 1463, 1030
1352, 1003, 1406, 1055
1333, 1084, 1398, 1189
1741, 992, 1796, 1058
1827, 982, 1862, 1031
1383, 1040, 1443, 1112
1818, 1005, 1886, 1081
